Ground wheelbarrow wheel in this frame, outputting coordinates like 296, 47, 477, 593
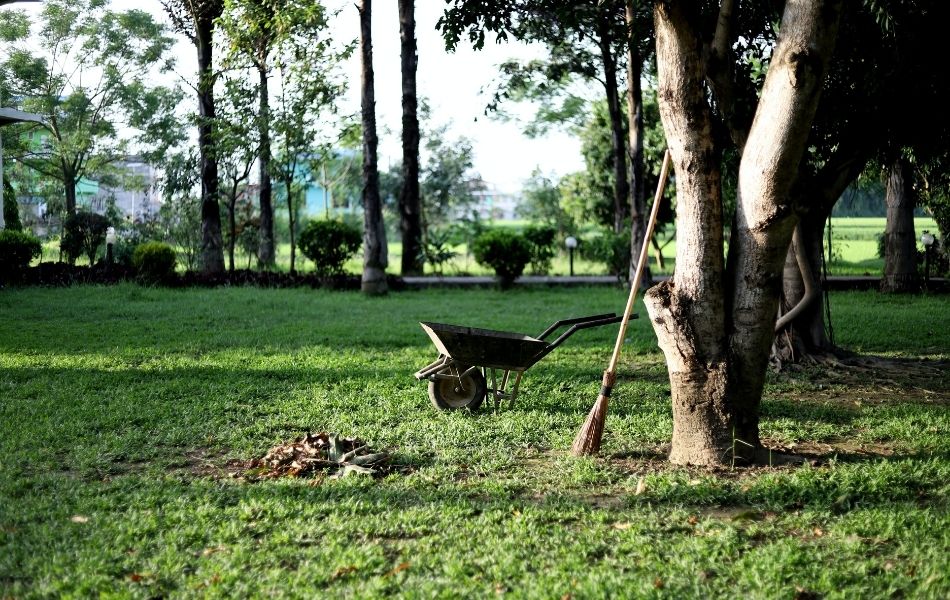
429, 367, 487, 411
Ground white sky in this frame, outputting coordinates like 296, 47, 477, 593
12, 0, 585, 191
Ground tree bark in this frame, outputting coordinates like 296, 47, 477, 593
398, 0, 423, 276
64, 167, 77, 216
359, 0, 387, 294
645, 0, 842, 466
257, 64, 275, 269
881, 157, 919, 292
196, 9, 225, 275
625, 0, 648, 285
725, 0, 842, 460
286, 179, 297, 274
777, 144, 870, 362
775, 210, 832, 361
645, 0, 729, 466
597, 23, 629, 235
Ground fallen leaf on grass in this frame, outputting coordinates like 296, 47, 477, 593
634, 477, 647, 495
385, 562, 411, 578
201, 545, 227, 557
70, 515, 89, 523
331, 565, 358, 580
653, 577, 664, 589
613, 522, 632, 530
813, 527, 824, 537
687, 516, 698, 526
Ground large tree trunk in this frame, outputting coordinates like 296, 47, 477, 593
196, 11, 225, 275
645, 0, 729, 466
625, 0, 649, 285
359, 0, 387, 295
881, 157, 919, 292
398, 0, 423, 276
597, 24, 629, 235
645, 0, 842, 466
257, 64, 275, 269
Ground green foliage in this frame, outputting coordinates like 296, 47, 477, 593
298, 219, 362, 276
521, 224, 557, 275
0, 0, 182, 210
3, 180, 23, 231
0, 228, 41, 277
132, 241, 176, 283
517, 169, 573, 236
420, 228, 457, 275
581, 228, 630, 281
61, 211, 109, 264
472, 228, 531, 287
421, 124, 483, 229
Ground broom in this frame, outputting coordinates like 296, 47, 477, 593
571, 149, 672, 456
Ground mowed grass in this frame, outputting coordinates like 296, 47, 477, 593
1, 286, 948, 598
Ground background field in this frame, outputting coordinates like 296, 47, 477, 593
1, 286, 947, 597
33, 217, 940, 278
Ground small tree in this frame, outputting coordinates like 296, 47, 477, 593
61, 212, 109, 265
298, 219, 361, 276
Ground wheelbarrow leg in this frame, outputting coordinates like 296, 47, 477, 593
508, 371, 524, 409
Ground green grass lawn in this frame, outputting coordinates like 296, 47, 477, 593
1, 286, 948, 598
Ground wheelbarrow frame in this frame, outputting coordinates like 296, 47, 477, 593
414, 313, 629, 410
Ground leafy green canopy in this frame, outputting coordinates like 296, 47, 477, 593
0, 0, 183, 212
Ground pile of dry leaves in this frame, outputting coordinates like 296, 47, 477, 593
245, 432, 391, 480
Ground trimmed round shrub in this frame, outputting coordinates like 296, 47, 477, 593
299, 219, 362, 276
0, 229, 42, 280
132, 242, 177, 283
522, 224, 557, 275
472, 229, 531, 288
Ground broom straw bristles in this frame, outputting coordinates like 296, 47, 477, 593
571, 371, 615, 455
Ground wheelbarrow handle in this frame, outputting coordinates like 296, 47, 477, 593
529, 315, 629, 366
537, 313, 618, 341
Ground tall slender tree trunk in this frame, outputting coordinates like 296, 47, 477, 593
882, 157, 919, 292
227, 188, 237, 273
398, 0, 423, 276
597, 24, 629, 235
625, 0, 648, 285
63, 167, 77, 216
196, 11, 225, 275
257, 64, 275, 269
645, 0, 842, 466
359, 0, 388, 294
286, 179, 297, 274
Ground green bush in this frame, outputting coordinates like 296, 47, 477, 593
472, 229, 531, 288
3, 180, 23, 232
581, 229, 630, 281
298, 219, 362, 276
522, 224, 557, 275
132, 242, 177, 283
0, 229, 41, 280
61, 211, 110, 264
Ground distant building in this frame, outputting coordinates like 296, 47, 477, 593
470, 184, 521, 221
87, 157, 162, 220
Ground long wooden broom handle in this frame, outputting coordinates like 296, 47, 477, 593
606, 149, 672, 373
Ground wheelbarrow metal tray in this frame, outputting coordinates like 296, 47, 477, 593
420, 321, 548, 371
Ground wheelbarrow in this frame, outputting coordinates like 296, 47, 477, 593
413, 313, 629, 411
